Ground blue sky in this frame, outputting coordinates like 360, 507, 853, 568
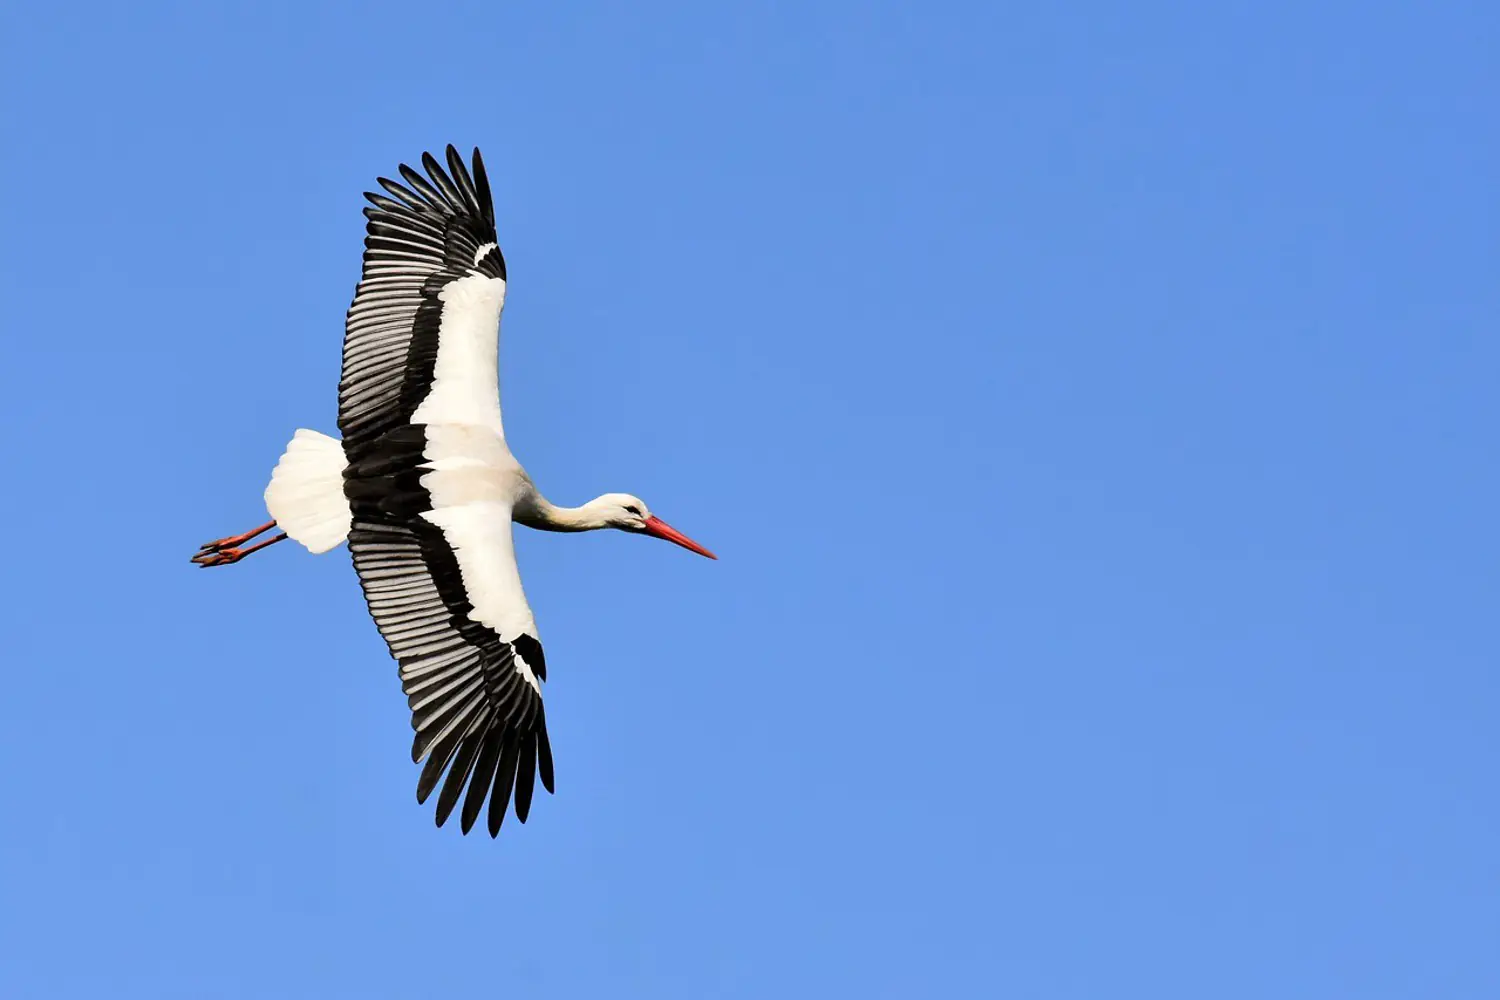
1, 2, 1495, 996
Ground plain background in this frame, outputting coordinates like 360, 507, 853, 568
1, 2, 1495, 997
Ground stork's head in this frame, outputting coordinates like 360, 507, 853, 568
592, 493, 717, 559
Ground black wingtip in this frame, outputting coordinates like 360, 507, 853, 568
514, 734, 537, 823
487, 734, 521, 838
470, 147, 494, 228
537, 716, 556, 795
420, 150, 464, 211
460, 734, 503, 835
397, 162, 446, 212
433, 731, 483, 828
375, 176, 424, 212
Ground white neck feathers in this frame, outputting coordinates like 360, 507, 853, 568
512, 493, 610, 532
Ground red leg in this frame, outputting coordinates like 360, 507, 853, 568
192, 525, 288, 568
197, 520, 276, 552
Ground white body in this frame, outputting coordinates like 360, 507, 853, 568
264, 422, 542, 673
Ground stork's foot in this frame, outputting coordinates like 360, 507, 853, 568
191, 523, 287, 568
192, 546, 248, 568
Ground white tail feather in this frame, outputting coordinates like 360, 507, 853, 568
264, 429, 351, 554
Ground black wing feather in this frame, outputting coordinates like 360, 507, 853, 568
446, 145, 482, 216
536, 713, 555, 795
461, 733, 505, 834
434, 729, 486, 827
514, 734, 537, 823
421, 151, 467, 211
471, 148, 495, 229
487, 732, 521, 837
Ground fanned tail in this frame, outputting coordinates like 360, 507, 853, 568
264, 429, 351, 553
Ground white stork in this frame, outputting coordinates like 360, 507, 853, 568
193, 146, 715, 837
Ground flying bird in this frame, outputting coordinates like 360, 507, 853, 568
193, 145, 715, 837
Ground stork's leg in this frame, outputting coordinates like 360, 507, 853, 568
198, 520, 277, 551
192, 521, 288, 567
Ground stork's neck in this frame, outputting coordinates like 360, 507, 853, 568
513, 492, 607, 532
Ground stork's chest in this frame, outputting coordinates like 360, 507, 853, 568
417, 424, 528, 508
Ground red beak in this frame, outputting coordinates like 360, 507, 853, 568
641, 516, 717, 560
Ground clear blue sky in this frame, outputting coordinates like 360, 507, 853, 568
1, 2, 1495, 997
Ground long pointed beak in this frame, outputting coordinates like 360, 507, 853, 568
641, 516, 717, 560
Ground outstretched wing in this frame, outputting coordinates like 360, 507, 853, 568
338, 145, 510, 451
339, 148, 551, 835
345, 425, 554, 836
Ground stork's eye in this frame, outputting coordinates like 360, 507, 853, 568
624, 505, 641, 516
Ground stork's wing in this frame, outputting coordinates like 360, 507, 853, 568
345, 424, 554, 836
338, 145, 509, 450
